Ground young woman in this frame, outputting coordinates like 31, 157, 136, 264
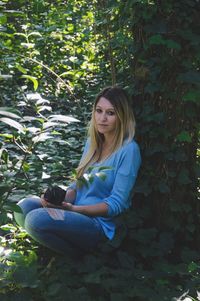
14, 86, 141, 256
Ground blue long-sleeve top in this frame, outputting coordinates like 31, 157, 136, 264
69, 138, 141, 240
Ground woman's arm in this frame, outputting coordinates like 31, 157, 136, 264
62, 201, 108, 217
41, 198, 108, 217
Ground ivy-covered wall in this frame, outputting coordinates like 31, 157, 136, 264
95, 0, 200, 257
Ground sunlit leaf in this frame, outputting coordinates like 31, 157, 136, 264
13, 32, 26, 38
1, 224, 18, 231
16, 63, 27, 74
0, 133, 14, 139
38, 105, 52, 112
0, 74, 13, 80
0, 117, 25, 133
32, 133, 54, 143
0, 107, 21, 119
42, 171, 50, 179
26, 126, 40, 134
95, 172, 106, 181
43, 121, 59, 129
21, 75, 38, 91
22, 162, 30, 172
21, 42, 35, 49
49, 114, 79, 123
28, 31, 42, 38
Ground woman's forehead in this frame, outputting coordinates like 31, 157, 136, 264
96, 97, 114, 109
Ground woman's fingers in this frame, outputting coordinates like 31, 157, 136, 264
62, 202, 73, 211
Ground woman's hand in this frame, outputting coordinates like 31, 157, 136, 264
62, 202, 74, 211
41, 197, 63, 209
41, 196, 74, 212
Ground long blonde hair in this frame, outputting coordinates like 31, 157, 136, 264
76, 86, 136, 178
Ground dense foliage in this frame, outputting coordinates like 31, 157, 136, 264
0, 0, 199, 300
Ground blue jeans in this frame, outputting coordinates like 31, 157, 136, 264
14, 196, 106, 256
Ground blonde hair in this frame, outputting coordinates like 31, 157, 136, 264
76, 86, 136, 178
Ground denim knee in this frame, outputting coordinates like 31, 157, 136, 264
24, 208, 48, 234
14, 196, 41, 228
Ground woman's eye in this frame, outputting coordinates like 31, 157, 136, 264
95, 108, 102, 113
107, 111, 115, 116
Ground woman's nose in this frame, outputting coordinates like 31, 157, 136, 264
101, 112, 107, 121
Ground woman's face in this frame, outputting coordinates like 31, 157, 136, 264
94, 97, 117, 139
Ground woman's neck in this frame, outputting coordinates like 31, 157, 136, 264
96, 136, 115, 162
103, 133, 115, 147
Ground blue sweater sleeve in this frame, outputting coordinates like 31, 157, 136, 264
104, 141, 141, 217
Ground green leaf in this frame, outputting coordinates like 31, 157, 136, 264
32, 133, 54, 143
178, 168, 191, 185
98, 166, 113, 172
22, 162, 30, 172
149, 34, 165, 45
16, 63, 27, 74
0, 117, 25, 133
0, 133, 14, 138
76, 177, 89, 188
21, 75, 38, 91
3, 203, 22, 213
176, 131, 192, 143
0, 107, 21, 119
0, 12, 7, 24
49, 114, 79, 123
0, 74, 13, 80
0, 184, 9, 196
188, 261, 198, 272
27, 31, 42, 38
183, 90, 200, 104
14, 32, 27, 38
1, 224, 18, 231
95, 172, 106, 181
165, 39, 181, 50
21, 42, 35, 49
